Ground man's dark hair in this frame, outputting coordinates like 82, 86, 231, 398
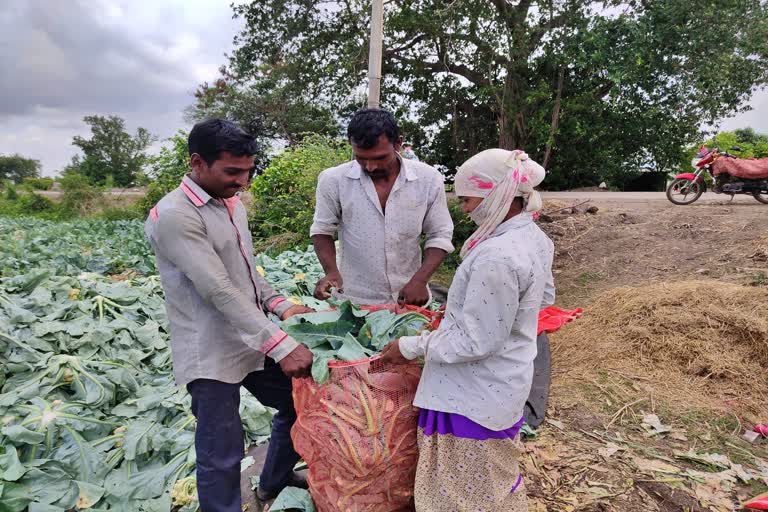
346, 108, 400, 149
188, 119, 258, 165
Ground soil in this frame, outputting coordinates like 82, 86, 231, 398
542, 200, 768, 308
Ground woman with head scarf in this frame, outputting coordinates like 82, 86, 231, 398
382, 149, 555, 511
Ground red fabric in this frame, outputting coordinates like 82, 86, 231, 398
712, 157, 768, 179
754, 424, 768, 437
745, 492, 768, 510
538, 306, 583, 335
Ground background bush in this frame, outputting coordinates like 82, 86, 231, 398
22, 177, 54, 190
136, 132, 189, 214
249, 135, 350, 253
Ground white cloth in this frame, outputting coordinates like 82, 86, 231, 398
454, 149, 546, 258
399, 213, 555, 430
310, 157, 454, 305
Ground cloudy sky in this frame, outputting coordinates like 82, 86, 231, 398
0, 0, 243, 176
1, 0, 767, 176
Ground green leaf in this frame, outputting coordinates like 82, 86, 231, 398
74, 480, 105, 509
122, 420, 158, 461
310, 352, 334, 385
270, 486, 316, 511
18, 460, 77, 507
28, 503, 66, 512
0, 445, 26, 482
0, 481, 33, 512
1, 425, 45, 445
337, 333, 374, 362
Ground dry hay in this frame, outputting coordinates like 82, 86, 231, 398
542, 199, 572, 212
552, 280, 768, 420
750, 235, 768, 262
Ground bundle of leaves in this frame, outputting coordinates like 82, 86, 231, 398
282, 302, 430, 383
0, 270, 273, 511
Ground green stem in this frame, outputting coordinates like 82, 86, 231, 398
59, 413, 117, 426
173, 416, 195, 435
92, 434, 121, 447
0, 331, 42, 357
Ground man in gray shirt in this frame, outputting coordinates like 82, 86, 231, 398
311, 109, 454, 306
145, 120, 312, 511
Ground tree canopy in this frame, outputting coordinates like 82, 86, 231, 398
204, 0, 768, 189
0, 154, 42, 183
67, 115, 155, 187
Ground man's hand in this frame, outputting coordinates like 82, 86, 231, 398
281, 305, 314, 320
314, 271, 343, 300
278, 344, 313, 378
380, 339, 410, 366
398, 278, 430, 306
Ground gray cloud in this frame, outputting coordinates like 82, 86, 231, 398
0, 0, 240, 174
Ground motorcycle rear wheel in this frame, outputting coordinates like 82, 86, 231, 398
666, 178, 703, 205
754, 191, 768, 204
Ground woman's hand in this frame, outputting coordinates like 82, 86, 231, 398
380, 339, 410, 366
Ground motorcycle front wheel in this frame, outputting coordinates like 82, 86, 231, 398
754, 190, 768, 204
666, 178, 703, 205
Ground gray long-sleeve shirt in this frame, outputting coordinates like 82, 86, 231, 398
310, 157, 454, 305
399, 213, 555, 430
145, 175, 297, 386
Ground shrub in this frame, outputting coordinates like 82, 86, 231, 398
58, 173, 103, 217
249, 135, 350, 252
3, 181, 18, 201
14, 193, 56, 214
23, 177, 54, 190
136, 132, 189, 214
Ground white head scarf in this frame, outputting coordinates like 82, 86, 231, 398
454, 149, 546, 258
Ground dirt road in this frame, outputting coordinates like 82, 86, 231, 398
543, 190, 764, 205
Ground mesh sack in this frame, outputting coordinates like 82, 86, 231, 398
291, 305, 439, 512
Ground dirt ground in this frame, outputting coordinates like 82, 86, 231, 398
527, 197, 768, 512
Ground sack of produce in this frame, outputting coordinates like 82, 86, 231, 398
284, 303, 440, 512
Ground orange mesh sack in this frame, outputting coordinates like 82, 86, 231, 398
291, 356, 422, 511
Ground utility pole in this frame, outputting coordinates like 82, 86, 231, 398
367, 0, 384, 109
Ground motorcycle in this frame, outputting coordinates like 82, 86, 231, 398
666, 145, 768, 205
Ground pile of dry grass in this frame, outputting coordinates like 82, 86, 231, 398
749, 235, 768, 262
552, 280, 768, 420
542, 199, 572, 212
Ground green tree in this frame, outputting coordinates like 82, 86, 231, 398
223, 0, 768, 189
185, 66, 340, 152
136, 132, 190, 214
0, 154, 42, 183
69, 115, 156, 187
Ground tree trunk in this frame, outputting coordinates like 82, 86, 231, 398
542, 67, 565, 169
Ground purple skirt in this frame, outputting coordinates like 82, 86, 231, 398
418, 409, 524, 441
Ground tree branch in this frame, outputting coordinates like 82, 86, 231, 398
543, 67, 565, 169
389, 52, 491, 88
384, 34, 428, 57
